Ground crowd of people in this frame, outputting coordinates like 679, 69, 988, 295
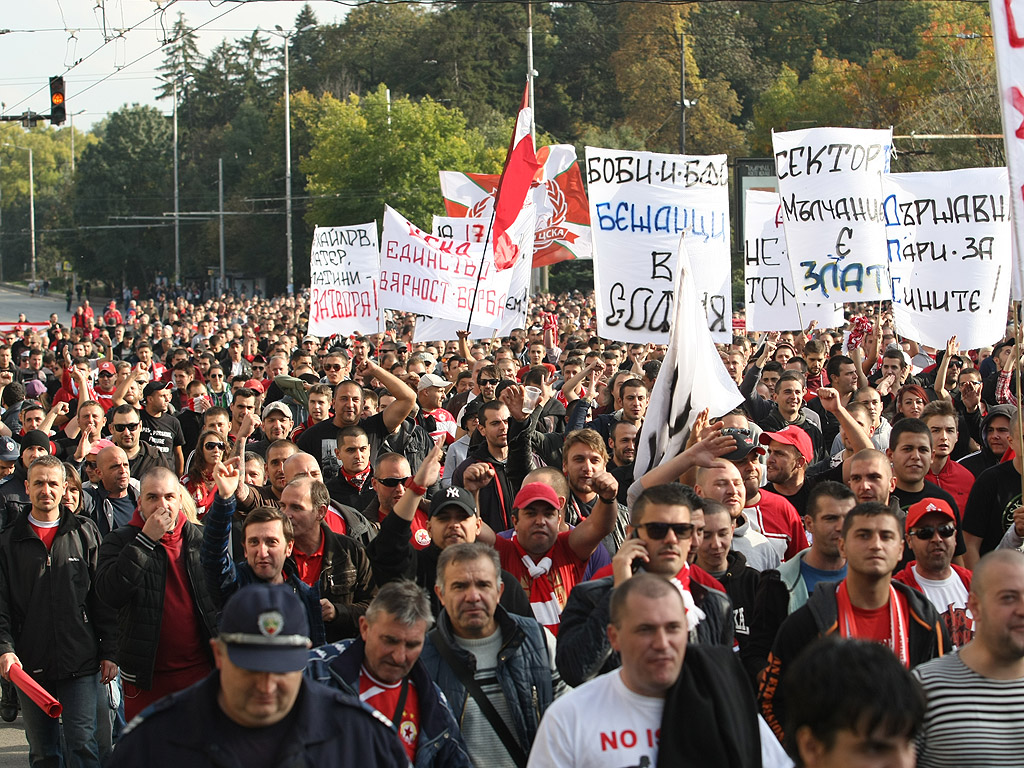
0, 287, 1020, 767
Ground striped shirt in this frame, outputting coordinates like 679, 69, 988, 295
913, 651, 1024, 767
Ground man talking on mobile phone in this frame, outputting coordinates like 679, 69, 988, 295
555, 483, 734, 687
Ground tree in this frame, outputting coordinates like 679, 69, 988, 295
609, 3, 747, 155
73, 105, 172, 288
301, 85, 502, 231
155, 13, 202, 102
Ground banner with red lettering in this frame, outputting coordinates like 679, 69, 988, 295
440, 144, 592, 267
991, 0, 1024, 299
307, 223, 382, 337
379, 206, 514, 327
772, 127, 893, 303
412, 215, 533, 342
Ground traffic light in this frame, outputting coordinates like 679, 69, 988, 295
49, 77, 66, 125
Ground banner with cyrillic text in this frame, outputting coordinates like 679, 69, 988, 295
379, 206, 513, 327
991, 0, 1024, 299
743, 190, 842, 332
884, 168, 1011, 350
585, 147, 732, 344
412, 215, 533, 342
307, 223, 382, 337
772, 127, 893, 303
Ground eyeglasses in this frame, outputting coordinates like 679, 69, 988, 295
636, 522, 695, 540
909, 523, 956, 540
478, 379, 498, 387
323, 364, 343, 372
376, 476, 411, 488
204, 441, 226, 452
112, 422, 141, 432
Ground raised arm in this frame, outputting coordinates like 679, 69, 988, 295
358, 359, 416, 433
567, 472, 618, 561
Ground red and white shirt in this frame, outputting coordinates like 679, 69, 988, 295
744, 490, 808, 561
359, 666, 420, 762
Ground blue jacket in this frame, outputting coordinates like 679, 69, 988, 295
418, 606, 557, 754
307, 638, 471, 768
199, 494, 326, 647
109, 672, 411, 768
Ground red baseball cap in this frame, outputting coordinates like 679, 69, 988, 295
513, 482, 561, 511
905, 498, 956, 531
244, 379, 265, 394
97, 361, 116, 375
759, 425, 813, 463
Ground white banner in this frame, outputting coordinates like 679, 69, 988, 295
884, 168, 1012, 349
991, 0, 1024, 299
772, 127, 893, 303
743, 190, 843, 332
634, 234, 742, 482
379, 206, 514, 327
307, 223, 382, 337
585, 147, 732, 344
411, 215, 533, 342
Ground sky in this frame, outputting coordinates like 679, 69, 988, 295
0, 0, 350, 132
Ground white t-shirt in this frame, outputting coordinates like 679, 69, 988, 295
913, 566, 973, 647
527, 669, 793, 768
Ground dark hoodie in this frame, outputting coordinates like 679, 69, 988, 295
958, 403, 1017, 478
758, 405, 825, 463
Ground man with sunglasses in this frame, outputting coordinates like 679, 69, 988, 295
556, 483, 733, 687
894, 498, 973, 648
93, 360, 118, 413
108, 403, 170, 480
319, 351, 350, 387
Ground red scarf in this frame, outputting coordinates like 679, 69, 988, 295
836, 581, 910, 667
341, 467, 371, 491
670, 564, 705, 629
510, 533, 562, 633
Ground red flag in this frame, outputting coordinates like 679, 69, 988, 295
492, 86, 542, 270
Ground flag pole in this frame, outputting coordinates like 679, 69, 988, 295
465, 208, 498, 333
1014, 301, 1024, 504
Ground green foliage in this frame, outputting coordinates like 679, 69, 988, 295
302, 86, 502, 231
73, 104, 172, 287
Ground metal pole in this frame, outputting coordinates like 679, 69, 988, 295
172, 78, 180, 288
70, 112, 75, 174
27, 148, 35, 284
284, 33, 294, 296
680, 32, 686, 154
0, 156, 4, 283
219, 157, 225, 293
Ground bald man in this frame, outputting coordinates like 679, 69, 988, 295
914, 550, 1024, 767
694, 461, 781, 572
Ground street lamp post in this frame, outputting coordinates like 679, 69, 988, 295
3, 143, 35, 284
69, 109, 86, 174
270, 24, 314, 296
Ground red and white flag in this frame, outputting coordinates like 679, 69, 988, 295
492, 86, 543, 270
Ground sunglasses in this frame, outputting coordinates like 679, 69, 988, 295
323, 363, 344, 372
909, 523, 956, 540
209, 373, 223, 378
84, 461, 97, 469
97, 371, 114, 378
112, 422, 141, 432
478, 379, 498, 387
252, 365, 265, 371
636, 522, 695, 540
375, 476, 411, 488
204, 441, 226, 452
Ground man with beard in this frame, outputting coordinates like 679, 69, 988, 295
607, 421, 637, 506
964, 410, 1024, 567
108, 403, 170, 480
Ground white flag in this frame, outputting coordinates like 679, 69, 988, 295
634, 236, 743, 481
